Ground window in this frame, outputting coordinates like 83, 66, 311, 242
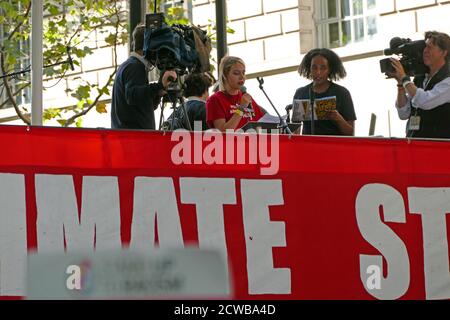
15, 36, 31, 106
0, 13, 31, 109
317, 0, 378, 48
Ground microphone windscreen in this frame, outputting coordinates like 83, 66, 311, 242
240, 85, 247, 93
389, 37, 403, 49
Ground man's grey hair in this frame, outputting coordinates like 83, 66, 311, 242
132, 23, 146, 52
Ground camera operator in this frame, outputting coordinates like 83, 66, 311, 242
111, 23, 177, 130
390, 31, 450, 138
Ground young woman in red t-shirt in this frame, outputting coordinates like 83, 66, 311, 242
206, 56, 265, 131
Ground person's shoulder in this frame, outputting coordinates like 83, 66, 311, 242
206, 92, 219, 107
294, 84, 310, 97
330, 82, 347, 90
209, 90, 222, 97
121, 56, 139, 66
330, 82, 351, 95
207, 92, 218, 101
120, 56, 144, 73
187, 99, 205, 109
207, 91, 225, 103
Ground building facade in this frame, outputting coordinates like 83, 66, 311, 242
2, 0, 450, 137
192, 0, 450, 137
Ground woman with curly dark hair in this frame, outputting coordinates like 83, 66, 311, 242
293, 48, 356, 136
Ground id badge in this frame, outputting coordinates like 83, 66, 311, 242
409, 116, 421, 131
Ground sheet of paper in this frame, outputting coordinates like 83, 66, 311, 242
258, 112, 287, 123
292, 96, 337, 121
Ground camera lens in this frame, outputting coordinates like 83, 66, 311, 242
379, 58, 394, 73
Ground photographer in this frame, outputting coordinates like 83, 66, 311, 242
111, 23, 177, 130
391, 31, 450, 138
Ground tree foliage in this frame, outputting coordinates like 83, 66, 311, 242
0, 0, 221, 127
0, 0, 128, 126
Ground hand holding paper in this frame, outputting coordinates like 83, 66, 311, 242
292, 96, 337, 121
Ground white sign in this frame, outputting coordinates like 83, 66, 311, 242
26, 248, 230, 299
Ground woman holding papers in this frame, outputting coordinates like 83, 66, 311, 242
206, 56, 266, 131
293, 48, 356, 136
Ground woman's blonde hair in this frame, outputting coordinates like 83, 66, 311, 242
218, 56, 245, 91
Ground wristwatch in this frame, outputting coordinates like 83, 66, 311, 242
401, 75, 410, 85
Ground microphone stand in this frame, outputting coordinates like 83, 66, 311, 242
285, 104, 292, 123
256, 77, 292, 135
160, 73, 192, 131
309, 83, 315, 135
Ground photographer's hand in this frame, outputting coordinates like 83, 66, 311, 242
161, 70, 178, 89
389, 58, 406, 82
390, 58, 417, 98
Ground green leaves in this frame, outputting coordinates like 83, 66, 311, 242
43, 108, 62, 121
6, 55, 17, 67
47, 4, 60, 15
2, 1, 158, 126
0, 2, 17, 19
97, 86, 109, 96
75, 117, 83, 127
166, 7, 189, 25
104, 34, 118, 46
72, 85, 91, 100
72, 46, 93, 59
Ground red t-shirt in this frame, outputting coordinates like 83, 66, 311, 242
206, 91, 265, 130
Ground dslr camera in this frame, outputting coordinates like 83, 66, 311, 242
379, 37, 429, 77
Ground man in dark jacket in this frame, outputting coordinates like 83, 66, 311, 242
111, 24, 177, 129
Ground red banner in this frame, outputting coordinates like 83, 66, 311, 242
0, 125, 449, 300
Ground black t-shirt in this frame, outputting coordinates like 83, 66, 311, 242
293, 82, 356, 135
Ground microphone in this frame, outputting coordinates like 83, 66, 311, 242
66, 46, 75, 71
255, 76, 293, 134
285, 104, 293, 123
383, 37, 404, 55
240, 85, 253, 112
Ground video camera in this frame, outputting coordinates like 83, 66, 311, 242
379, 37, 429, 77
143, 13, 210, 76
